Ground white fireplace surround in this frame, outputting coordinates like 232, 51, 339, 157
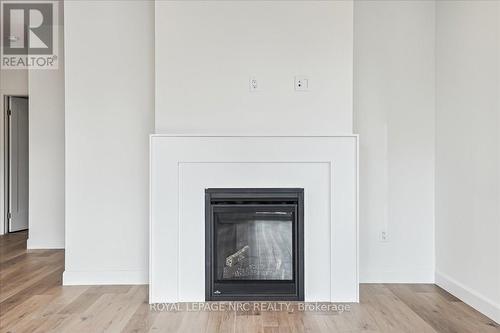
150, 135, 359, 303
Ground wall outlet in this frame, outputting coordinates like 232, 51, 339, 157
380, 230, 389, 242
295, 76, 309, 91
249, 77, 260, 92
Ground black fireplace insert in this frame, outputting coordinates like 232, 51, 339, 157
205, 188, 304, 301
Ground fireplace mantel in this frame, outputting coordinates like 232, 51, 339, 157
150, 135, 358, 303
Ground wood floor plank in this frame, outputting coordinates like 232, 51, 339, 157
386, 284, 499, 333
1, 231, 499, 333
120, 296, 154, 333
11, 286, 90, 333
0, 266, 64, 315
148, 310, 185, 332
361, 284, 438, 333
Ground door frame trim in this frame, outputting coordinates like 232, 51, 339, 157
3, 95, 29, 234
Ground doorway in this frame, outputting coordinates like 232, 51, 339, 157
4, 96, 29, 233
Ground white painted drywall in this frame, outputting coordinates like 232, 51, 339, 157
0, 0, 29, 235
435, 0, 500, 322
354, 0, 435, 282
155, 0, 353, 135
28, 0, 65, 249
0, 13, 28, 99
63, 0, 154, 284
0, 71, 28, 96
0, 70, 28, 235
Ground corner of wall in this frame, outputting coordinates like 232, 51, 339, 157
436, 271, 500, 324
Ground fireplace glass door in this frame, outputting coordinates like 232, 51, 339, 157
215, 206, 294, 281
206, 188, 304, 301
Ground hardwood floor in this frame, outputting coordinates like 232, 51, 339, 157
1, 231, 498, 333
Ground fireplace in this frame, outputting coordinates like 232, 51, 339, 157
150, 136, 358, 303
205, 188, 304, 301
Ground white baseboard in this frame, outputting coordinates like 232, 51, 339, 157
360, 269, 434, 283
435, 270, 500, 324
27, 238, 65, 250
63, 270, 148, 285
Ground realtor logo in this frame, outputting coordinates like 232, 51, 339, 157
1, 1, 58, 69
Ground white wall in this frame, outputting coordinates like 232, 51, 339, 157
28, 0, 65, 249
155, 0, 353, 135
63, 0, 154, 284
0, 0, 29, 235
0, 71, 28, 97
354, 1, 435, 282
0, 70, 28, 235
435, 0, 500, 322
63, 0, 440, 287
60, 4, 500, 323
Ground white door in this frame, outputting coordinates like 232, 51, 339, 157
8, 97, 29, 232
